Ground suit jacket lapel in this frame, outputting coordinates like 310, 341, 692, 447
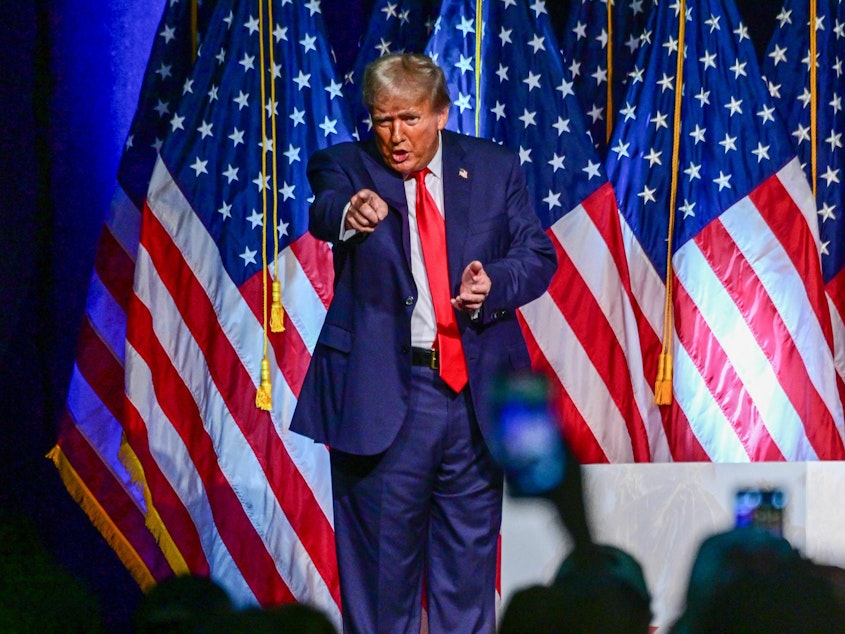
441, 132, 471, 289
361, 140, 413, 270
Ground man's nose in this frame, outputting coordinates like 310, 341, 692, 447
390, 122, 404, 142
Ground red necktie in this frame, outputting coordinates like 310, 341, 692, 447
413, 168, 468, 393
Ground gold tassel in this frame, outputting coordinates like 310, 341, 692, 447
654, 351, 673, 405
270, 280, 285, 332
255, 357, 272, 410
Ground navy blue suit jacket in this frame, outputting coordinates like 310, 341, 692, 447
290, 130, 556, 455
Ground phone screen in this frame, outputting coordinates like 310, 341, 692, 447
734, 488, 786, 537
487, 370, 566, 497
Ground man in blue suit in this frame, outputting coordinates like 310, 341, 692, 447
291, 53, 556, 633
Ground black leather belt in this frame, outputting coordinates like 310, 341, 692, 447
411, 347, 439, 370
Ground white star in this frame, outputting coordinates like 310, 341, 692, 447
208, 85, 219, 102
244, 16, 260, 34
684, 162, 702, 181
293, 70, 311, 90
154, 100, 169, 117
548, 153, 565, 171
644, 148, 663, 167
657, 73, 674, 92
234, 91, 249, 110
454, 92, 472, 112
325, 79, 343, 99
543, 190, 561, 210
182, 78, 194, 95
611, 140, 630, 158
751, 143, 770, 163
625, 33, 640, 53
679, 200, 696, 218
699, 50, 717, 70
124, 134, 133, 150
629, 66, 644, 84
160, 24, 176, 43
695, 88, 711, 107
620, 102, 636, 121
190, 157, 208, 176
528, 34, 546, 53
552, 117, 570, 135
663, 35, 679, 54
572, 21, 587, 40
631, 0, 644, 14
734, 23, 750, 42
821, 240, 831, 256
253, 173, 271, 192
304, 0, 321, 15
375, 37, 392, 56
583, 161, 601, 179
767, 80, 782, 99
240, 246, 257, 267
265, 99, 278, 117
821, 165, 840, 186
835, 19, 845, 39
290, 108, 306, 126
587, 104, 603, 123
499, 27, 512, 46
650, 111, 668, 130
713, 171, 732, 191
591, 66, 608, 85
730, 59, 747, 78
495, 64, 509, 82
776, 8, 792, 28
218, 202, 232, 220
456, 55, 473, 75
284, 144, 301, 163
279, 182, 296, 201
156, 62, 172, 80
259, 136, 274, 154
831, 94, 843, 114
569, 59, 581, 78
768, 44, 788, 66
818, 203, 836, 222
798, 87, 812, 108
518, 108, 537, 128
530, 0, 547, 18
215, 48, 226, 64
689, 124, 706, 144
719, 133, 737, 153
381, 1, 397, 18
757, 104, 775, 124
705, 14, 721, 32
826, 130, 843, 151
278, 219, 290, 238
223, 164, 239, 183
274, 24, 288, 42
229, 127, 244, 146
300, 33, 317, 53
318, 116, 338, 136
518, 146, 532, 164
724, 96, 743, 116
556, 79, 574, 99
457, 16, 474, 36
247, 209, 263, 229
170, 113, 185, 131
239, 53, 255, 72
596, 29, 609, 49
792, 123, 811, 144
523, 71, 542, 91
491, 101, 506, 120
638, 184, 657, 204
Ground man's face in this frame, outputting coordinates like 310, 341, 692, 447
370, 89, 449, 177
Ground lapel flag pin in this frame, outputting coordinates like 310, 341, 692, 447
458, 168, 468, 179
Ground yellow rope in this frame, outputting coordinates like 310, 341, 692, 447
255, 0, 272, 410
810, 0, 818, 199
654, 0, 686, 406
606, 0, 614, 144
474, 0, 483, 137
268, 0, 285, 333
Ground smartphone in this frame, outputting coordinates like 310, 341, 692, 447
734, 488, 786, 537
487, 369, 566, 497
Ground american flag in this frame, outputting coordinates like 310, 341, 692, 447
557, 0, 653, 157
343, 0, 441, 139
761, 0, 845, 410
607, 0, 845, 461
425, 0, 670, 463
49, 0, 218, 589
57, 0, 354, 624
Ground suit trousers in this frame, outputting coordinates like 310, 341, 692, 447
330, 364, 504, 634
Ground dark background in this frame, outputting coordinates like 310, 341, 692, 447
0, 1, 778, 630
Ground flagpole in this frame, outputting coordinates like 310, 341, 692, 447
474, 0, 483, 137
810, 0, 818, 200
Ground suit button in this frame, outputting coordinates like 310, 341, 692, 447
404, 296, 415, 306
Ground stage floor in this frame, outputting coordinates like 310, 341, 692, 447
501, 461, 845, 627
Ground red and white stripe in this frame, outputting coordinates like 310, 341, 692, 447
519, 182, 672, 464
119, 158, 340, 623
622, 158, 845, 461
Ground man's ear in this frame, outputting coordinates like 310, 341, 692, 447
437, 106, 449, 131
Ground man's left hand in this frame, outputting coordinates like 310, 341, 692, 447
451, 260, 490, 313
